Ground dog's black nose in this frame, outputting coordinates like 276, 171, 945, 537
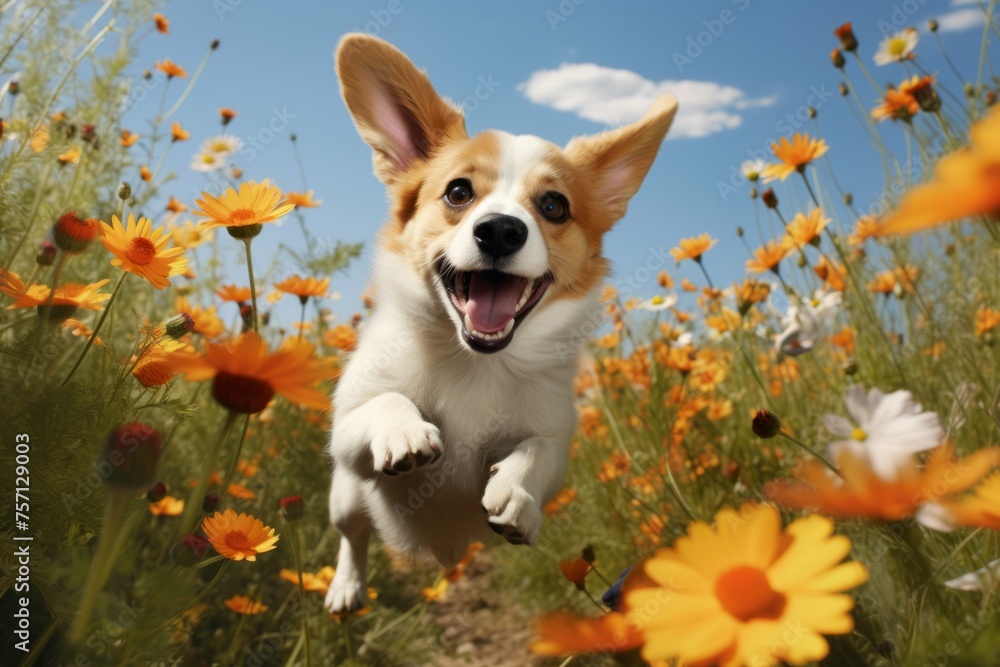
473, 215, 528, 259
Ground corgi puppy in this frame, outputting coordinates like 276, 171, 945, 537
326, 34, 677, 613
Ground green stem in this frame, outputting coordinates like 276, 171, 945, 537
68, 488, 131, 643
179, 411, 238, 537
220, 414, 251, 503
288, 523, 313, 667
3, 160, 55, 274
776, 431, 841, 477
243, 239, 259, 334
61, 271, 128, 386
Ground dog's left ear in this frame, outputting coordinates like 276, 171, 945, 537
565, 94, 678, 228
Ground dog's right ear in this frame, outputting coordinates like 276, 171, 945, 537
336, 34, 467, 185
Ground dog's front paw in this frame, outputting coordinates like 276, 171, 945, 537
371, 419, 443, 476
325, 572, 367, 614
482, 468, 543, 545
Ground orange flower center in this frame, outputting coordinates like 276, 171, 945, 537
228, 208, 256, 225
714, 566, 787, 622
125, 237, 157, 266
224, 529, 251, 553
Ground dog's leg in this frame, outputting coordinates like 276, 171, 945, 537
325, 465, 372, 613
482, 436, 567, 545
331, 392, 442, 477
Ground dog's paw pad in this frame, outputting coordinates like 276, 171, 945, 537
482, 480, 542, 546
373, 421, 442, 476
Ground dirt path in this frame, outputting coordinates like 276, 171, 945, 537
425, 554, 546, 667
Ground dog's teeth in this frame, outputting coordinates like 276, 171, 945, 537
515, 282, 533, 312
464, 313, 473, 332
502, 319, 515, 336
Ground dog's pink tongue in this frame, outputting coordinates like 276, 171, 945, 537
466, 272, 526, 333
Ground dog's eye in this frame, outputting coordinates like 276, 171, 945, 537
538, 192, 569, 223
444, 179, 474, 207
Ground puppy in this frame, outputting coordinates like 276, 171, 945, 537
325, 34, 677, 613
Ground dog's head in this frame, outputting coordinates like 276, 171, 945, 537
336, 35, 677, 354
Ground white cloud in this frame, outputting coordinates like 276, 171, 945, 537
936, 7, 987, 31
517, 63, 775, 139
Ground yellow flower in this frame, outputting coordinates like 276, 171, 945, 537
7, 280, 111, 320
174, 296, 225, 338
202, 508, 279, 561
167, 334, 330, 413
934, 474, 1000, 530
30, 125, 50, 152
422, 579, 449, 602
224, 595, 268, 615
120, 129, 139, 147
140, 165, 152, 182
283, 191, 323, 208
149, 496, 184, 516
871, 88, 919, 123
99, 214, 188, 289
168, 219, 214, 249
57, 147, 81, 165
745, 241, 787, 274
323, 324, 357, 351
194, 181, 296, 232
216, 284, 252, 303
848, 216, 880, 247
781, 208, 830, 251
166, 196, 188, 214
976, 306, 1000, 336
761, 133, 829, 182
878, 106, 1000, 235
532, 504, 868, 666
170, 121, 189, 142
669, 233, 717, 263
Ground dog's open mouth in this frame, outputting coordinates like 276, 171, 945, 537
439, 263, 551, 353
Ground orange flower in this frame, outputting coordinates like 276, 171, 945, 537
174, 297, 224, 338
323, 323, 357, 351
422, 579, 449, 601
878, 106, 1000, 235
140, 165, 152, 182
202, 508, 279, 561
559, 558, 590, 590
761, 133, 829, 182
152, 12, 169, 33
227, 483, 257, 500
445, 542, 485, 582
871, 88, 919, 123
532, 612, 642, 657
219, 108, 238, 124
867, 270, 897, 295
848, 215, 880, 247
274, 275, 330, 301
155, 59, 187, 79
814, 256, 847, 291
283, 191, 323, 208
1, 268, 28, 297
781, 208, 830, 251
768, 445, 1000, 521
194, 181, 296, 232
279, 566, 336, 593
167, 334, 330, 413
131, 338, 187, 387
100, 214, 188, 289
934, 474, 1000, 529
976, 307, 1000, 336
745, 241, 786, 274
669, 233, 717, 263
170, 121, 189, 142
149, 496, 184, 516
120, 129, 139, 147
216, 284, 252, 303
224, 595, 268, 615
598, 452, 631, 482
166, 196, 188, 214
7, 280, 111, 320
544, 488, 577, 514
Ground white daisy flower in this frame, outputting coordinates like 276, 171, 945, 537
200, 134, 243, 158
874, 28, 919, 66
740, 159, 768, 182
636, 292, 678, 311
943, 559, 1000, 591
774, 290, 841, 357
824, 385, 944, 481
190, 151, 225, 172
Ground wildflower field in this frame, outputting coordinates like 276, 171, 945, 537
4, 2, 1000, 666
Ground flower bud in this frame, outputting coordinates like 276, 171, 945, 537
99, 423, 163, 490
36, 240, 57, 267
581, 544, 596, 564
834, 23, 858, 52
147, 482, 168, 503
164, 312, 195, 338
843, 192, 853, 205
280, 495, 304, 521
831, 49, 845, 69
52, 211, 99, 253
118, 182, 132, 201
808, 106, 817, 119
761, 188, 778, 209
839, 83, 849, 97
9, 81, 19, 95
202, 493, 220, 513
210, 39, 220, 50
928, 19, 939, 32
725, 462, 740, 483
736, 226, 744, 238
171, 534, 210, 567
751, 409, 781, 439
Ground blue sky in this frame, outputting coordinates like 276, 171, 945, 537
119, 0, 991, 326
